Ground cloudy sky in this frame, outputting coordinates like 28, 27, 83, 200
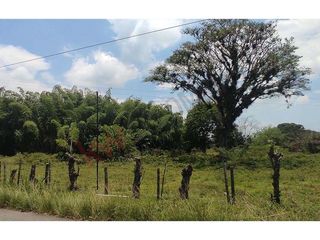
0, 19, 319, 131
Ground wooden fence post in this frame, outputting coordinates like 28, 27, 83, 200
48, 162, 51, 185
132, 157, 142, 199
3, 162, 6, 183
104, 166, 109, 195
44, 163, 50, 185
157, 168, 160, 200
268, 144, 282, 204
179, 165, 193, 199
9, 169, 17, 184
29, 164, 36, 183
66, 153, 80, 191
17, 159, 22, 185
230, 167, 235, 204
160, 162, 167, 198
223, 160, 231, 204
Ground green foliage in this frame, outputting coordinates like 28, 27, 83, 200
184, 103, 217, 152
0, 87, 186, 156
252, 123, 320, 154
21, 120, 39, 152
146, 19, 310, 148
252, 127, 285, 146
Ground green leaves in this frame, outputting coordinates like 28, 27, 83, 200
146, 19, 311, 148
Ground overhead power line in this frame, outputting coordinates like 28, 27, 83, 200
0, 19, 208, 69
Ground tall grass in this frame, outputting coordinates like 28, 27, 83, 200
1, 149, 320, 220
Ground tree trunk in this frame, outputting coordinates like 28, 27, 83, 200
132, 157, 142, 199
66, 153, 80, 191
179, 165, 193, 199
200, 142, 207, 153
217, 123, 236, 149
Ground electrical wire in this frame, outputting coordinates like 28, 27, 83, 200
0, 19, 208, 69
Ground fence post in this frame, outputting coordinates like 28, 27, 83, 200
160, 162, 167, 198
157, 168, 160, 200
132, 157, 142, 199
17, 159, 22, 185
48, 162, 51, 185
9, 169, 17, 184
3, 162, 6, 183
104, 166, 109, 195
44, 163, 50, 185
66, 153, 80, 191
29, 164, 36, 183
223, 160, 231, 204
230, 167, 235, 204
179, 165, 193, 199
268, 144, 282, 204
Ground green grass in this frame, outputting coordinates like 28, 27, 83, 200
1, 147, 320, 220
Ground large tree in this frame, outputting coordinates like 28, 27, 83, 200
145, 20, 311, 148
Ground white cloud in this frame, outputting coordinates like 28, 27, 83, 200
109, 19, 183, 65
277, 19, 320, 75
0, 44, 53, 92
64, 50, 139, 89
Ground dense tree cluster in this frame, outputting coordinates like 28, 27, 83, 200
0, 86, 185, 156
252, 123, 320, 153
0, 86, 318, 157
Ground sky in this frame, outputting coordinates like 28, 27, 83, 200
0, 19, 320, 132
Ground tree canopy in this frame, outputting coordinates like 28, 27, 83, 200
146, 19, 311, 148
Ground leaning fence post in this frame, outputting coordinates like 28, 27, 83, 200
132, 157, 142, 199
179, 165, 193, 199
157, 168, 160, 200
230, 167, 235, 204
17, 159, 22, 185
104, 166, 109, 195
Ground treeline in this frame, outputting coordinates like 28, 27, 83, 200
0, 86, 186, 156
252, 123, 320, 153
1, 86, 319, 157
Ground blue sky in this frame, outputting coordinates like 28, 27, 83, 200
0, 19, 320, 132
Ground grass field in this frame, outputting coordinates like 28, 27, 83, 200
0, 146, 320, 220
